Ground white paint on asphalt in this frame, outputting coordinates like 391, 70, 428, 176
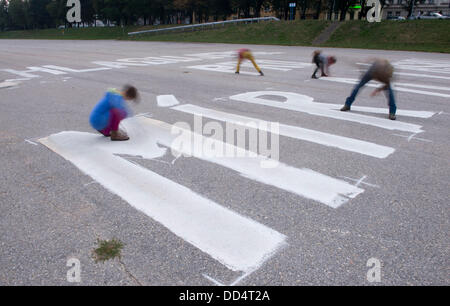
0, 81, 18, 89
315, 102, 435, 118
230, 91, 425, 133
40, 115, 364, 209
24, 139, 38, 146
338, 176, 379, 188
172, 103, 395, 158
188, 59, 311, 74
157, 95, 180, 107
322, 77, 450, 98
1, 67, 67, 78
394, 72, 450, 81
187, 64, 259, 75
42, 65, 111, 73
39, 118, 287, 273
392, 133, 433, 143
141, 117, 364, 207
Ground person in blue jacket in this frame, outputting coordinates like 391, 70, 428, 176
89, 85, 139, 141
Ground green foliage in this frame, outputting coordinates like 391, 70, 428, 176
0, 19, 448, 53
0, 0, 331, 31
92, 238, 124, 262
129, 20, 330, 45
323, 20, 450, 53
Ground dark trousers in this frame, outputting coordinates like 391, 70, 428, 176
312, 56, 324, 78
345, 69, 397, 115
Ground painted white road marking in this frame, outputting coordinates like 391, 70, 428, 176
142, 117, 364, 208
392, 133, 433, 143
0, 81, 18, 89
42, 65, 111, 73
338, 176, 379, 188
187, 64, 259, 75
393, 72, 450, 81
230, 91, 425, 133
157, 95, 180, 107
218, 60, 312, 71
172, 104, 395, 158
1, 67, 67, 78
188, 60, 311, 74
39, 118, 286, 272
321, 77, 450, 98
359, 59, 450, 74
392, 58, 450, 74
24, 139, 38, 146
313, 102, 435, 118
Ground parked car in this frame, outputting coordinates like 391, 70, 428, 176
387, 16, 406, 20
417, 12, 448, 19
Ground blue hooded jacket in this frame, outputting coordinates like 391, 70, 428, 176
89, 89, 131, 130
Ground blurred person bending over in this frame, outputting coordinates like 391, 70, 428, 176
235, 48, 264, 76
340, 59, 397, 120
311, 50, 336, 79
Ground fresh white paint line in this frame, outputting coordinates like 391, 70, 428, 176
355, 175, 367, 187
202, 274, 225, 286
229, 91, 424, 133
321, 77, 450, 98
157, 95, 180, 107
0, 81, 18, 89
187, 64, 259, 75
357, 61, 450, 75
392, 134, 433, 143
338, 176, 379, 188
172, 104, 395, 159
394, 72, 450, 81
393, 86, 450, 98
24, 139, 38, 146
139, 117, 364, 208
314, 102, 435, 118
42, 65, 111, 73
216, 60, 312, 71
39, 118, 286, 272
5, 78, 30, 82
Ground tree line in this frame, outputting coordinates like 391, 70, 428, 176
0, 0, 396, 31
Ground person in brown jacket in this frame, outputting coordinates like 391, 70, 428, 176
340, 59, 397, 120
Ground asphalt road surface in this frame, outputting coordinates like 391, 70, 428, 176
0, 40, 448, 285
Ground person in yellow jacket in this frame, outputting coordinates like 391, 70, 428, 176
235, 48, 264, 76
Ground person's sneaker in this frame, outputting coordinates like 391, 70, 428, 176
340, 105, 351, 111
259, 71, 264, 76
111, 130, 129, 141
389, 114, 397, 120
311, 75, 318, 79
235, 71, 239, 74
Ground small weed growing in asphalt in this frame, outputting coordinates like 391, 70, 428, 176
92, 238, 124, 263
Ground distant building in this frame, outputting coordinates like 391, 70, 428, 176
383, 0, 450, 19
